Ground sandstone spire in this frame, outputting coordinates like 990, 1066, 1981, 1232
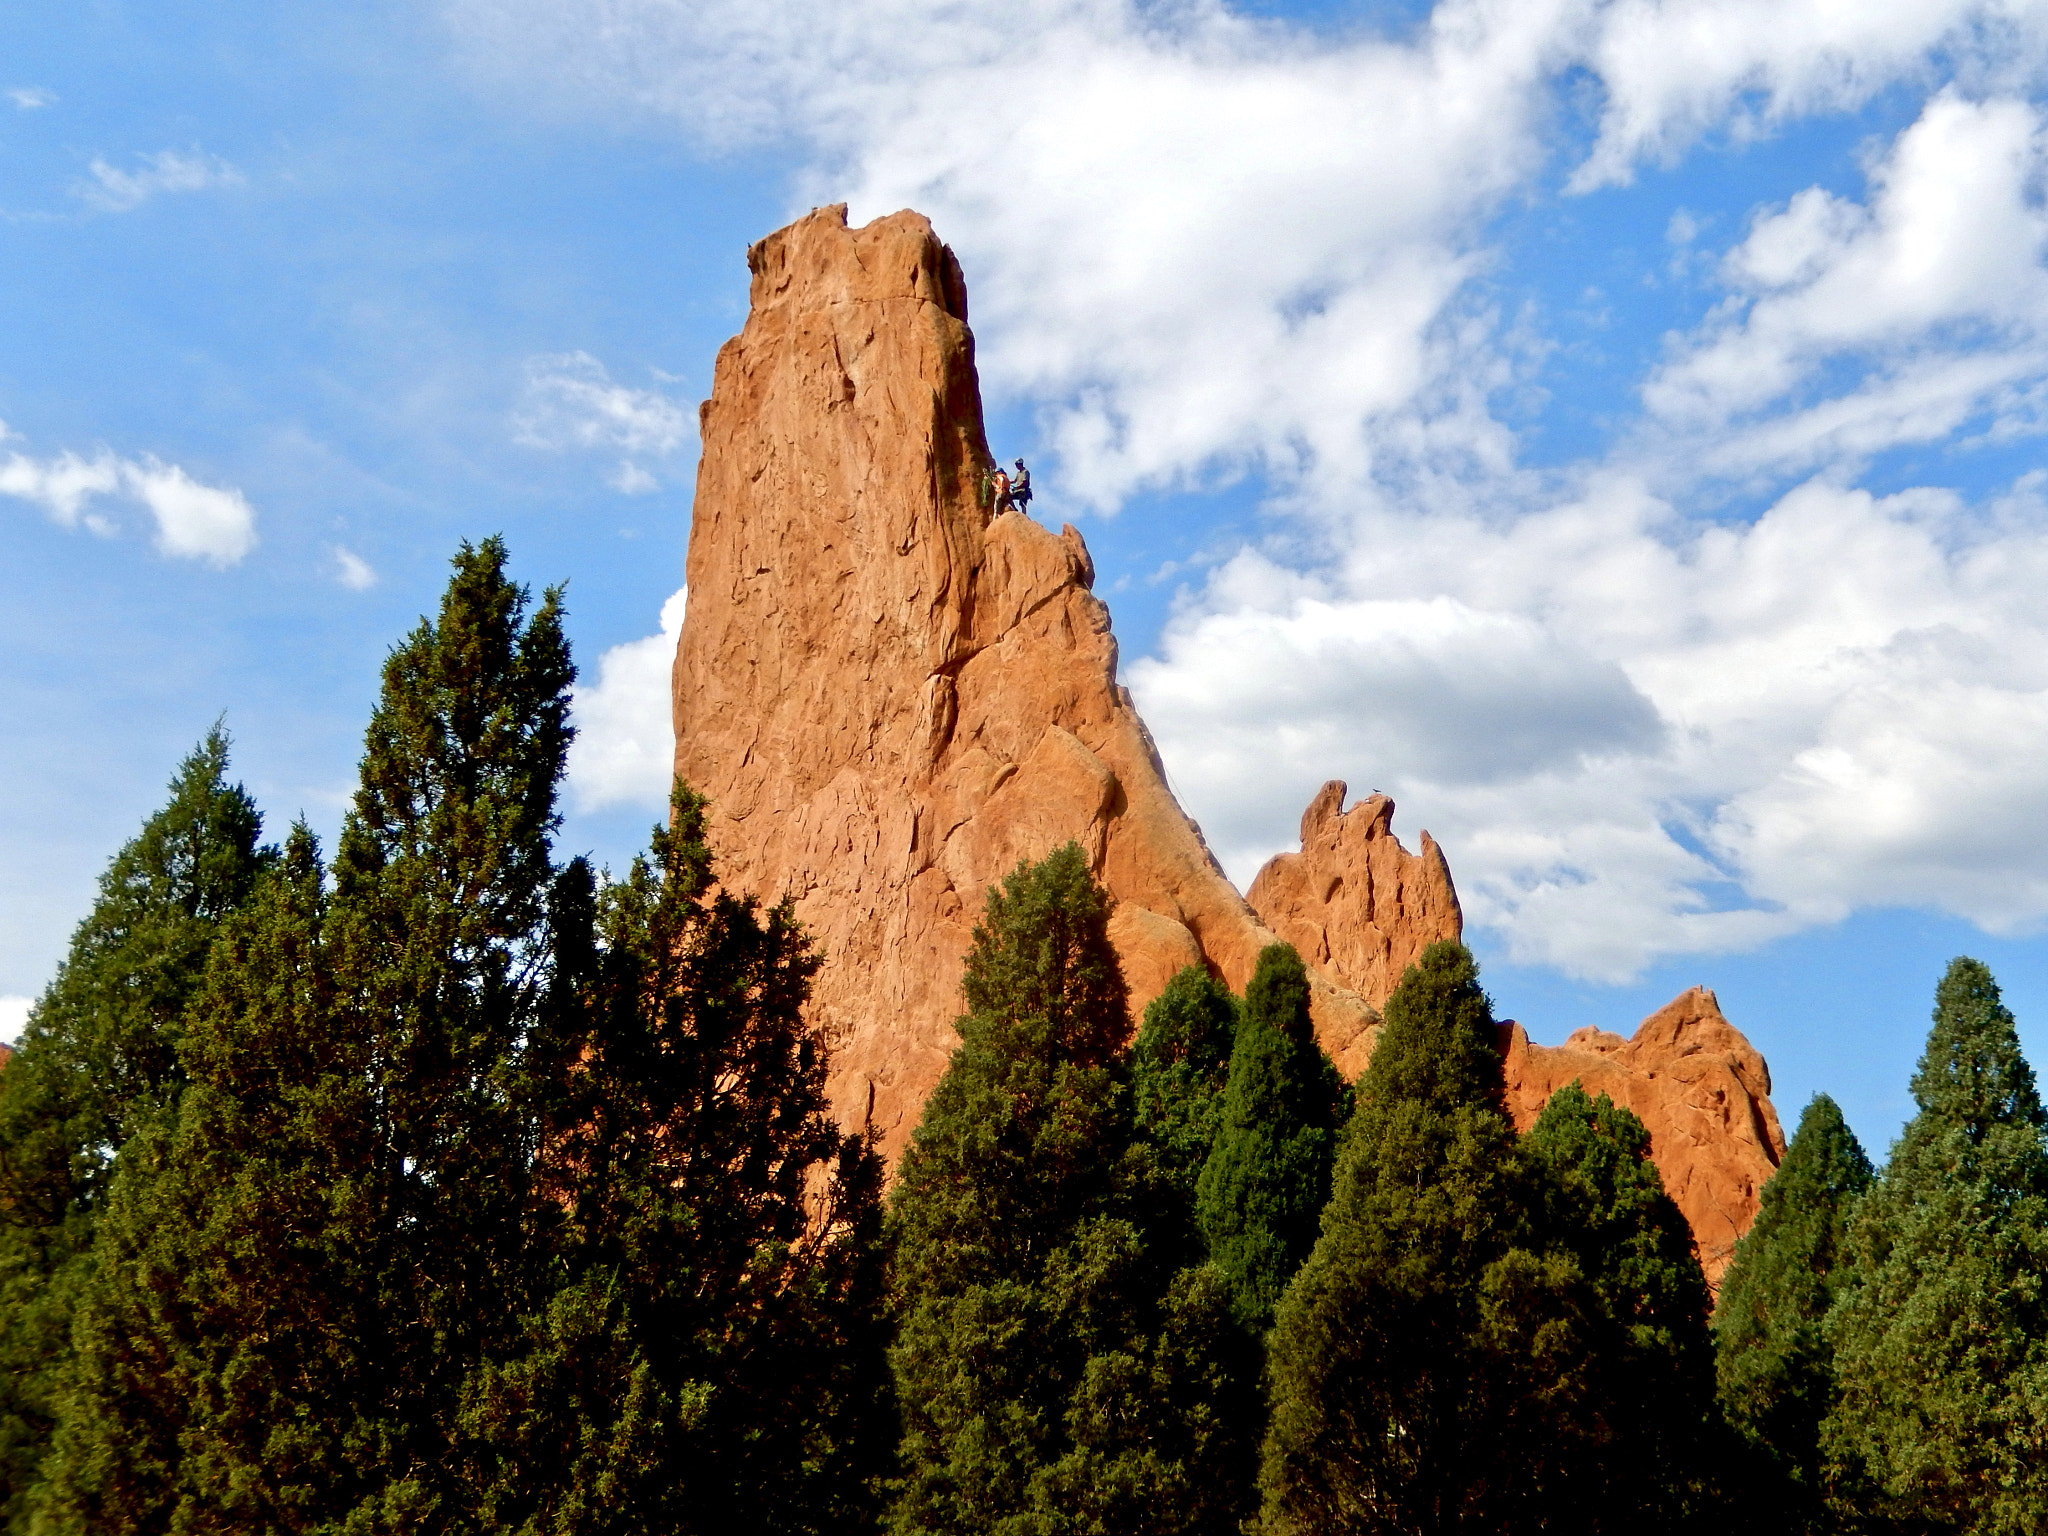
671, 204, 1781, 1282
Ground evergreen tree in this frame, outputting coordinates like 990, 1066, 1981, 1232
1521, 1083, 1719, 1528
0, 730, 269, 1531
888, 845, 1255, 1536
1128, 966, 1236, 1266
1193, 944, 1343, 1329
37, 538, 574, 1533
38, 539, 893, 1535
1714, 1093, 1873, 1529
459, 785, 891, 1536
1824, 957, 2048, 1534
1260, 941, 1559, 1534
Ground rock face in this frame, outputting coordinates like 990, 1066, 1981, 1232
671, 203, 1783, 1278
1247, 780, 1462, 1065
671, 204, 1449, 1158
1499, 989, 1787, 1285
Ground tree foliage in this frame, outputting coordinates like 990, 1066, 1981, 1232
1521, 1083, 1719, 1529
1128, 966, 1237, 1270
1714, 1093, 1873, 1528
1824, 957, 2048, 1534
1260, 941, 1537, 1533
32, 539, 887, 1536
1193, 944, 1343, 1330
887, 845, 1256, 1536
0, 730, 269, 1532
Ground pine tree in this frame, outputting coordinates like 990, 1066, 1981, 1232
458, 785, 892, 1536
1824, 957, 2048, 1534
0, 730, 269, 1531
37, 538, 574, 1533
1521, 1083, 1719, 1528
1193, 944, 1343, 1329
39, 542, 894, 1536
1129, 965, 1237, 1267
1714, 1093, 1872, 1529
887, 845, 1255, 1536
1260, 941, 1551, 1534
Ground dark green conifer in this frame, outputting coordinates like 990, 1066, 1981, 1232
459, 785, 891, 1536
1129, 965, 1237, 1265
1714, 1093, 1872, 1528
1260, 941, 1532, 1533
887, 845, 1254, 1536
0, 729, 269, 1531
1824, 957, 2048, 1534
1193, 943, 1343, 1329
39, 541, 892, 1535
1522, 1083, 1719, 1528
37, 539, 573, 1533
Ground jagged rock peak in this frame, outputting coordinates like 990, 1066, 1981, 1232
669, 204, 1783, 1280
1499, 986, 1787, 1287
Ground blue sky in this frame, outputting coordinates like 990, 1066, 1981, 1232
11, 0, 2048, 1157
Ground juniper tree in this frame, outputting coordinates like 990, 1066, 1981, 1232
1255, 943, 1707, 1533
888, 845, 1255, 1536
35, 539, 575, 1534
0, 730, 269, 1531
1824, 958, 2048, 1535
1129, 965, 1237, 1268
458, 786, 891, 1536
1260, 941, 1540, 1534
1193, 944, 1344, 1330
1714, 1093, 1872, 1529
1521, 1083, 1719, 1529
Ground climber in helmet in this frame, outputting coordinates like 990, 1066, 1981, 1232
1010, 458, 1032, 513
988, 463, 1012, 517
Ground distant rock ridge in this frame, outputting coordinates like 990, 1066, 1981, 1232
671, 203, 1782, 1283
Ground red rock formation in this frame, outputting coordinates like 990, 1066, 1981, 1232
1247, 780, 1462, 1056
1498, 988, 1786, 1285
672, 204, 1457, 1157
670, 203, 1783, 1275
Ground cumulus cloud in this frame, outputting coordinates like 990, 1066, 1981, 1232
0, 997, 27, 1045
75, 148, 244, 213
1644, 93, 2048, 476
446, 0, 2048, 977
0, 441, 258, 565
566, 588, 688, 811
1134, 474, 2048, 977
516, 351, 695, 492
1568, 0, 2039, 188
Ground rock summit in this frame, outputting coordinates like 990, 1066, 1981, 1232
671, 204, 1782, 1282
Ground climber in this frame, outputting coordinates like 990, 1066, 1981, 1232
989, 464, 1013, 517
1010, 458, 1032, 513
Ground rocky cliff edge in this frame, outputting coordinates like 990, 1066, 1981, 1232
671, 204, 1781, 1283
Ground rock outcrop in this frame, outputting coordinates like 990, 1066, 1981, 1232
671, 203, 1782, 1279
1499, 989, 1787, 1284
1247, 781, 1462, 1070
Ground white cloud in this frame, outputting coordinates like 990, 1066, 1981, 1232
1567, 0, 2035, 189
1135, 474, 2048, 978
76, 148, 244, 213
332, 546, 378, 590
0, 442, 257, 565
515, 353, 695, 489
566, 587, 688, 811
1645, 93, 2048, 472
0, 450, 122, 527
0, 996, 29, 1045
8, 87, 54, 111
448, 0, 2048, 978
609, 461, 659, 494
